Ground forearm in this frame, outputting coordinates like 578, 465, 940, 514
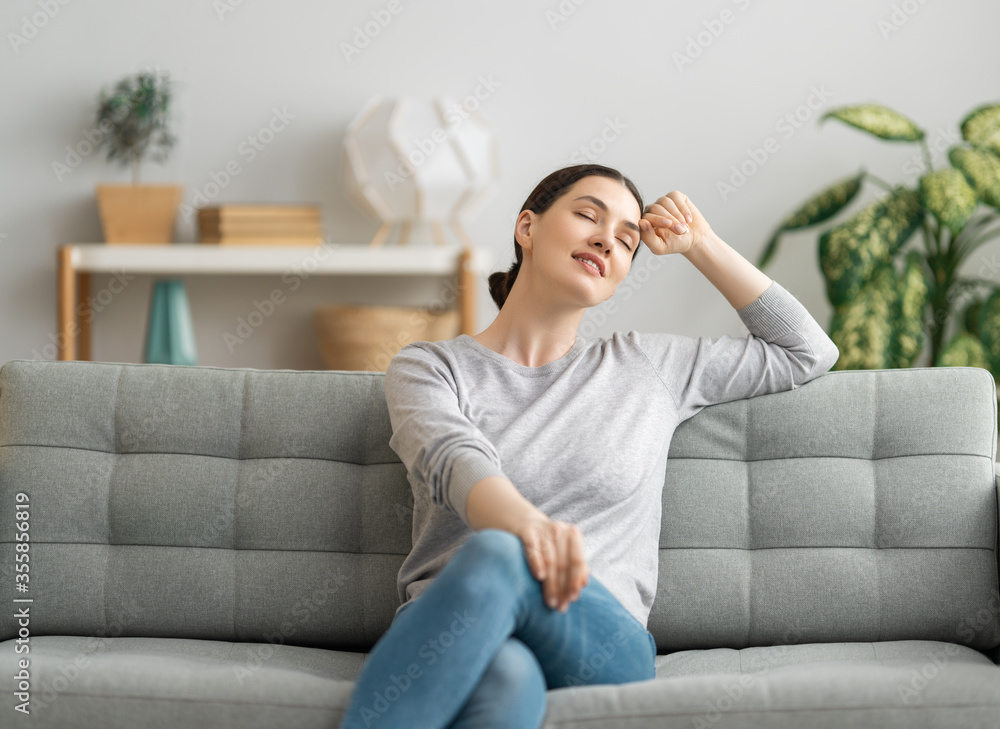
464, 475, 548, 534
682, 230, 774, 310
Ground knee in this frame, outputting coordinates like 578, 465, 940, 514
479, 638, 546, 705
460, 529, 530, 580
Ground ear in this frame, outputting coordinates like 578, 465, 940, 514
514, 210, 535, 252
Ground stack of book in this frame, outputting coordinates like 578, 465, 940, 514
197, 204, 323, 245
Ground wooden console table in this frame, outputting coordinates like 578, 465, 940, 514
56, 243, 486, 361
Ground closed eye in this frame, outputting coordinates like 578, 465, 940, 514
576, 213, 632, 251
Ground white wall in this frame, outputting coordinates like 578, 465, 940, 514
1, 0, 997, 370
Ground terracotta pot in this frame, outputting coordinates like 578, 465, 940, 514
96, 184, 183, 244
315, 304, 460, 372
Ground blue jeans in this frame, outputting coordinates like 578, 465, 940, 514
337, 528, 657, 729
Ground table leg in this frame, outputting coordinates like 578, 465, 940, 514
57, 246, 77, 361
369, 222, 392, 248
78, 272, 91, 361
397, 221, 412, 247
431, 220, 447, 247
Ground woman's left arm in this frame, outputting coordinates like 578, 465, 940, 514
640, 191, 772, 310
635, 191, 840, 421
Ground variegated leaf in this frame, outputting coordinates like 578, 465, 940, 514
950, 146, 1000, 210
779, 171, 866, 230
820, 104, 924, 142
960, 102, 1000, 156
829, 263, 897, 370
890, 249, 928, 367
819, 188, 923, 307
977, 288, 1000, 375
936, 331, 989, 368
758, 171, 865, 269
964, 297, 983, 337
919, 168, 979, 235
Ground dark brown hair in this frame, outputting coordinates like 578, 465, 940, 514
488, 164, 643, 311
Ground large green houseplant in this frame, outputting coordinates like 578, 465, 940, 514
758, 102, 1000, 375
93, 68, 182, 244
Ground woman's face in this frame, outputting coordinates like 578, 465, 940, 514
516, 175, 642, 306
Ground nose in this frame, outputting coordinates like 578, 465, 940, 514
593, 238, 613, 255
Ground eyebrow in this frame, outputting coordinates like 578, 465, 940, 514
573, 195, 641, 237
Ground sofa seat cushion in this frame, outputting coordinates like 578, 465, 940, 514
542, 640, 1000, 728
655, 639, 996, 678
4, 637, 1000, 729
0, 635, 361, 729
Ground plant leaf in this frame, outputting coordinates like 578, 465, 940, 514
757, 171, 865, 269
919, 168, 979, 235
819, 188, 924, 307
950, 146, 1000, 210
889, 249, 929, 367
757, 230, 782, 270
779, 171, 867, 231
963, 296, 983, 338
820, 104, 925, 142
828, 263, 897, 370
977, 288, 1000, 375
93, 70, 174, 170
936, 331, 989, 368
960, 102, 1000, 157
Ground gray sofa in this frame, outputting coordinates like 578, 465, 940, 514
1, 357, 1000, 728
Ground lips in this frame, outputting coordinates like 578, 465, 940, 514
572, 252, 605, 277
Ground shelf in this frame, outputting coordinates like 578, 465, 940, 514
62, 242, 492, 276
56, 243, 488, 362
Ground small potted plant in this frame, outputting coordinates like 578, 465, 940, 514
94, 68, 182, 244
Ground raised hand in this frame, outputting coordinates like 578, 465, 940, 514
639, 191, 713, 256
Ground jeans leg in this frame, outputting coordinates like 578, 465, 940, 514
336, 528, 654, 729
445, 636, 547, 729
507, 544, 657, 689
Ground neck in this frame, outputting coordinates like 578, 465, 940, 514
475, 273, 585, 368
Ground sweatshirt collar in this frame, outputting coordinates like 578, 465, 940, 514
455, 334, 586, 376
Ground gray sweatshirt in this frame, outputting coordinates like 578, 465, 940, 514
383, 280, 840, 629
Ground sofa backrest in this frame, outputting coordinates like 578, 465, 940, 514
1, 360, 998, 654
0, 360, 409, 651
654, 365, 1000, 653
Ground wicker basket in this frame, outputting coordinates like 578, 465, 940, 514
315, 304, 461, 372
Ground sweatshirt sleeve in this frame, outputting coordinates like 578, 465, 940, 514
631, 280, 840, 423
383, 343, 508, 527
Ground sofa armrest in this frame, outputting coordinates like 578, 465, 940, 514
990, 464, 1000, 665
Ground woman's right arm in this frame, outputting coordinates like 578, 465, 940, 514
384, 346, 588, 614
466, 475, 590, 614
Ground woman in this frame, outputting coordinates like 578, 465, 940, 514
337, 163, 840, 729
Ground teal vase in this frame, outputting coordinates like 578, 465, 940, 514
144, 278, 197, 365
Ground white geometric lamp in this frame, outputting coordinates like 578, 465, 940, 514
342, 95, 499, 247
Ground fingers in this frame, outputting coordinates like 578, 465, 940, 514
564, 527, 588, 610
523, 527, 550, 584
552, 525, 586, 612
644, 193, 694, 232
553, 526, 568, 611
664, 192, 693, 223
522, 521, 589, 614
537, 525, 560, 610
643, 208, 687, 235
